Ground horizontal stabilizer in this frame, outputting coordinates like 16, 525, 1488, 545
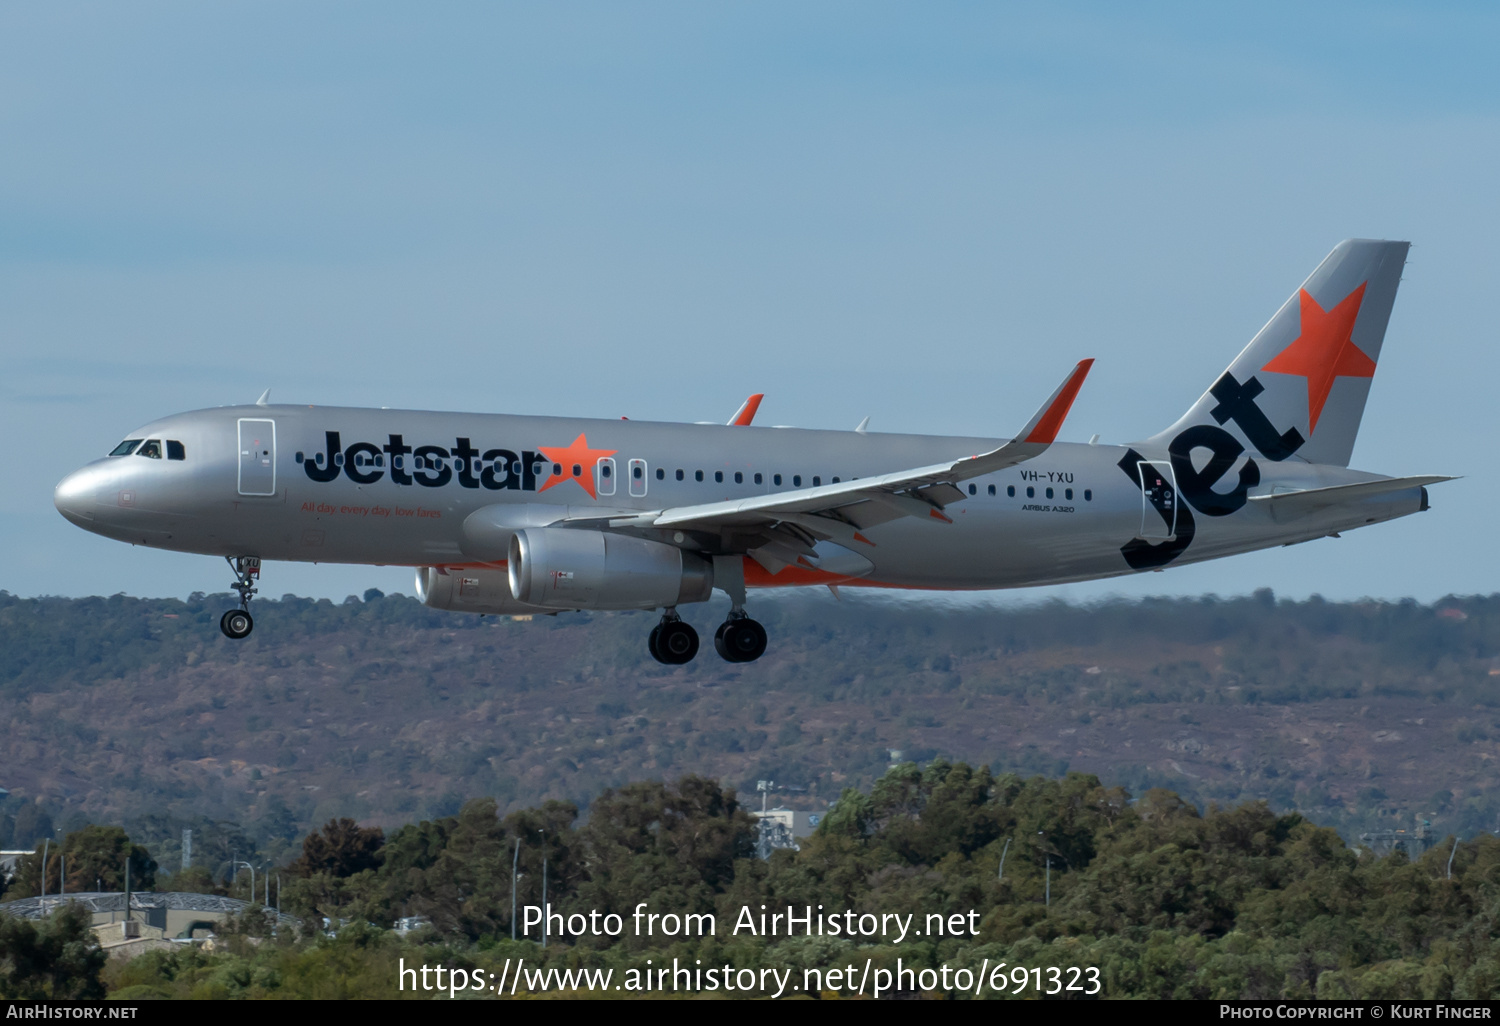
1249, 475, 1454, 522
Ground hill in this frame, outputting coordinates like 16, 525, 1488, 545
1, 588, 1499, 862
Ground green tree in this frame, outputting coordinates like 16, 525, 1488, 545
4, 826, 155, 900
292, 818, 385, 879
0, 904, 107, 999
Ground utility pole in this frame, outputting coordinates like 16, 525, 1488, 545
40, 838, 48, 910
538, 830, 548, 950
233, 860, 256, 902
1038, 830, 1050, 907
757, 781, 774, 859
511, 839, 521, 942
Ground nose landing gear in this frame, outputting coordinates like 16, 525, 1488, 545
648, 609, 699, 665
220, 556, 259, 639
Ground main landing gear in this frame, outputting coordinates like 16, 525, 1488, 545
649, 610, 699, 665
715, 612, 767, 663
646, 555, 766, 665
647, 609, 767, 665
220, 555, 259, 640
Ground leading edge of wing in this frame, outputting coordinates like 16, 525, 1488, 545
605, 359, 1095, 531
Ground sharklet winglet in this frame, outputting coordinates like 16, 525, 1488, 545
1018, 359, 1093, 444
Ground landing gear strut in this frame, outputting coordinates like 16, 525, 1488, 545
710, 553, 766, 663
220, 556, 259, 640
649, 609, 699, 665
715, 611, 767, 663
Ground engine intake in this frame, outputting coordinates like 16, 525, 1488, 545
508, 528, 713, 610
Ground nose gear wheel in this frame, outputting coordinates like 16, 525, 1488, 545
220, 555, 260, 639
220, 609, 253, 639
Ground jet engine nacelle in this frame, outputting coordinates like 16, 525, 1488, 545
414, 566, 552, 616
508, 528, 713, 611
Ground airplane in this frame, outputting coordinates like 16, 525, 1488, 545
54, 240, 1450, 665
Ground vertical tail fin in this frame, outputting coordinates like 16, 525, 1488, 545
1147, 239, 1409, 467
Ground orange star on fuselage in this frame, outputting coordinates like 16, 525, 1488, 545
1260, 283, 1375, 433
536, 434, 619, 499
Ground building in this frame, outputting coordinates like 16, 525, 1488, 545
0, 892, 302, 956
752, 808, 822, 858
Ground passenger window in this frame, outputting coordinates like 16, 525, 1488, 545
1046, 487, 1054, 499
1007, 485, 1015, 497
136, 439, 162, 459
773, 474, 782, 486
110, 439, 142, 457
714, 471, 723, 483
793, 475, 801, 487
1084, 489, 1093, 501
988, 484, 996, 496
602, 463, 612, 478
968, 484, 977, 496
754, 473, 762, 485
655, 468, 664, 480
812, 476, 821, 486
695, 470, 704, 482
734, 471, 743, 484
675, 469, 683, 481
1026, 486, 1034, 498
633, 465, 643, 480
1065, 488, 1073, 500
832, 476, 840, 484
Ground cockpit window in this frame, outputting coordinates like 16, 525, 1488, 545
167, 440, 185, 461
136, 439, 163, 459
109, 439, 142, 457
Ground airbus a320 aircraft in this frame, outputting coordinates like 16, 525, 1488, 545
55, 240, 1449, 665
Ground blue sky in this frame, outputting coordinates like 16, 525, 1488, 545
3, 2, 1497, 603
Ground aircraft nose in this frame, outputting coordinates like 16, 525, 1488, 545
54, 465, 106, 526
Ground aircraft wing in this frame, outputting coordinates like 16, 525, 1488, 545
568, 360, 1093, 547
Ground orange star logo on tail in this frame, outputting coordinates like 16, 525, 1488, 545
536, 434, 618, 499
1261, 283, 1375, 433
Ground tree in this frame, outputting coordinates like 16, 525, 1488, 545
3, 826, 155, 900
0, 904, 106, 999
292, 818, 385, 879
